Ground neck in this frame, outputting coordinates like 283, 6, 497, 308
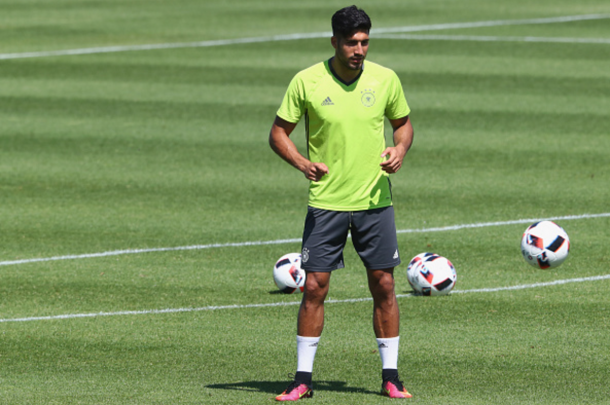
330, 57, 362, 84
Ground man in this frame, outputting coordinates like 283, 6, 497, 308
269, 5, 414, 401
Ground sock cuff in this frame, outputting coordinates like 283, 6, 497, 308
297, 335, 321, 343
376, 336, 399, 344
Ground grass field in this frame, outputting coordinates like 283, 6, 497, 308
1, 0, 609, 403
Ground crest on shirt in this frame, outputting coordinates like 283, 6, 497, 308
361, 89, 376, 107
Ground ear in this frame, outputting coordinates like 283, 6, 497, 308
331, 36, 338, 50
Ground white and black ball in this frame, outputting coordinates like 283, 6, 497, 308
521, 221, 570, 269
273, 253, 306, 294
407, 253, 457, 296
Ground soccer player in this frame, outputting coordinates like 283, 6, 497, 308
269, 5, 414, 401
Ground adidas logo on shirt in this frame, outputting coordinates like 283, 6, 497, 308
393, 250, 399, 260
321, 97, 334, 106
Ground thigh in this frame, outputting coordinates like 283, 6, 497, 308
351, 206, 401, 270
301, 207, 350, 272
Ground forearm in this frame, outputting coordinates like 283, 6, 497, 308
269, 125, 310, 173
392, 116, 414, 158
380, 116, 414, 174
269, 117, 329, 182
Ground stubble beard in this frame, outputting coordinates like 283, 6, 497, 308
337, 54, 364, 71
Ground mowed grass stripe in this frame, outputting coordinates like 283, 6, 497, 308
0, 96, 275, 121
2, 273, 609, 323
400, 71, 610, 98
0, 60, 298, 86
413, 108, 607, 135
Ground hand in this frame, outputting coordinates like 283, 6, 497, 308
380, 146, 406, 174
304, 162, 329, 181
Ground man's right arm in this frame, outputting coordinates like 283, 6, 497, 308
269, 116, 328, 182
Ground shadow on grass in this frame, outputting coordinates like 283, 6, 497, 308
207, 380, 378, 395
268, 290, 289, 295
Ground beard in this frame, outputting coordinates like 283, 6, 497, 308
336, 53, 364, 71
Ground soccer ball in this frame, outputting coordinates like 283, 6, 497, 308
521, 221, 570, 269
273, 253, 306, 294
406, 253, 457, 296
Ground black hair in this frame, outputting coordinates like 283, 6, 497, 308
331, 5, 371, 39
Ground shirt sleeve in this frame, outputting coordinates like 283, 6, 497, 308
277, 74, 306, 124
385, 72, 410, 120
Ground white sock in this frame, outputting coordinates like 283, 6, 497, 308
376, 336, 400, 370
296, 335, 320, 373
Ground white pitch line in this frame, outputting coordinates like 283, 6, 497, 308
1, 212, 608, 268
0, 238, 301, 267
1, 273, 609, 323
0, 33, 332, 61
396, 212, 610, 235
375, 34, 610, 44
0, 14, 608, 60
371, 13, 610, 34
450, 274, 610, 294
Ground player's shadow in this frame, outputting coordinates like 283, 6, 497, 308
207, 380, 378, 396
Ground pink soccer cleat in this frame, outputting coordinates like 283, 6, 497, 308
382, 376, 412, 399
275, 381, 313, 401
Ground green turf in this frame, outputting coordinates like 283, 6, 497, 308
1, 0, 609, 403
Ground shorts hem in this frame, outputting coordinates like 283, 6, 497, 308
301, 264, 345, 273
363, 259, 402, 270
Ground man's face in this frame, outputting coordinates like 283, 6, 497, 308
332, 30, 369, 71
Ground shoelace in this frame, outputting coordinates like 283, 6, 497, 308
385, 375, 406, 391
283, 374, 308, 393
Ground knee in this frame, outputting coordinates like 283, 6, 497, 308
371, 272, 396, 298
304, 274, 329, 303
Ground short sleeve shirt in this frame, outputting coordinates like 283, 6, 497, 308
277, 59, 410, 211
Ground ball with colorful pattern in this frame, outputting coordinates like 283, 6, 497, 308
273, 253, 306, 294
521, 221, 570, 269
406, 253, 457, 296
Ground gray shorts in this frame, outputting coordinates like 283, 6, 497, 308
300, 206, 401, 272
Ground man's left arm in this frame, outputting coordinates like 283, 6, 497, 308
380, 116, 414, 174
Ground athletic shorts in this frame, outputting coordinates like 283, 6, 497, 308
300, 206, 401, 272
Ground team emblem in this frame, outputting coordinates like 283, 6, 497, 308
361, 89, 376, 107
301, 247, 310, 263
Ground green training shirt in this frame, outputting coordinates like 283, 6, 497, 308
277, 59, 410, 211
